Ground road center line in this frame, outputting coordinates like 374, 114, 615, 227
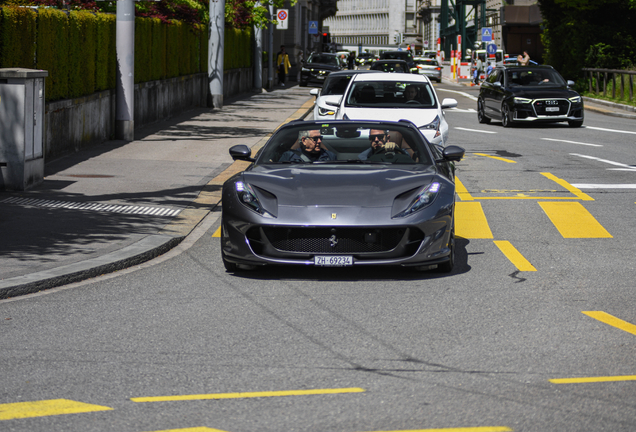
455, 127, 497, 134
0, 399, 112, 421
131, 387, 366, 403
584, 126, 636, 135
541, 138, 602, 147
474, 153, 516, 163
541, 172, 594, 201
570, 153, 636, 171
357, 427, 512, 432
582, 311, 636, 336
550, 375, 636, 384
570, 184, 636, 189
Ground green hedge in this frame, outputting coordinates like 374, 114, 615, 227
0, 6, 253, 102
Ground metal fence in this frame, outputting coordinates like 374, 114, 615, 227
582, 68, 636, 102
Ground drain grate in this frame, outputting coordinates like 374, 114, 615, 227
1, 197, 181, 217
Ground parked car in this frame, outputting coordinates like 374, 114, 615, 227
221, 120, 465, 273
370, 59, 410, 73
414, 57, 442, 82
477, 64, 584, 127
328, 73, 458, 145
309, 70, 380, 120
300, 53, 343, 87
379, 50, 417, 73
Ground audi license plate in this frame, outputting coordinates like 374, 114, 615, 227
315, 255, 353, 266
546, 106, 560, 112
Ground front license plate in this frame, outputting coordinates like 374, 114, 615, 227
314, 255, 353, 266
546, 106, 560, 112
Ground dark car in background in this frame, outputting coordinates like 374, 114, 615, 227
300, 53, 343, 87
370, 59, 410, 73
477, 65, 584, 127
221, 120, 465, 273
379, 50, 417, 73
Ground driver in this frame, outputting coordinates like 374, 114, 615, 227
358, 129, 408, 160
404, 85, 418, 102
279, 130, 336, 162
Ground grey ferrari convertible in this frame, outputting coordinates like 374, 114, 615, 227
221, 120, 464, 273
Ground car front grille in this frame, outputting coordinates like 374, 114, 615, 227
246, 226, 425, 257
533, 99, 570, 116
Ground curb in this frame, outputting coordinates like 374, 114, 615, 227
0, 95, 315, 300
583, 97, 636, 120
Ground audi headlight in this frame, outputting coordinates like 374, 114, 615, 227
395, 182, 441, 218
513, 97, 532, 104
569, 96, 582, 103
235, 181, 275, 218
422, 115, 441, 138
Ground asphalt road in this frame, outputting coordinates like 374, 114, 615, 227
2, 83, 636, 432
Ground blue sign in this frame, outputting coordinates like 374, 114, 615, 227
481, 27, 493, 42
487, 43, 497, 55
308, 21, 318, 35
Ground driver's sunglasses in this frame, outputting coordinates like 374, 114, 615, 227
369, 134, 386, 141
307, 135, 324, 141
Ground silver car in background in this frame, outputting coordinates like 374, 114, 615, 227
414, 57, 443, 83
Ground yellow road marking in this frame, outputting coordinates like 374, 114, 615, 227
493, 241, 536, 271
212, 226, 221, 238
541, 172, 594, 201
582, 311, 636, 336
131, 387, 365, 403
357, 427, 512, 432
0, 399, 112, 421
455, 202, 493, 239
550, 375, 636, 384
455, 177, 474, 201
145, 428, 227, 432
539, 202, 612, 238
475, 153, 516, 163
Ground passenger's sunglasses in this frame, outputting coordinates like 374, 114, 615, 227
369, 134, 386, 141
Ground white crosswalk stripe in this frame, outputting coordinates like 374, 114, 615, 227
1, 197, 181, 217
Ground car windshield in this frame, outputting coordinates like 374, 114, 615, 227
322, 75, 353, 96
415, 59, 439, 66
256, 123, 433, 166
307, 54, 339, 66
382, 52, 412, 61
506, 68, 566, 87
372, 62, 407, 73
345, 81, 437, 108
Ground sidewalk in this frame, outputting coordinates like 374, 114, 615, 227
0, 86, 315, 299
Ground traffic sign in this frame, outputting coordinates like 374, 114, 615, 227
308, 21, 318, 34
486, 43, 497, 55
481, 27, 492, 42
276, 9, 288, 30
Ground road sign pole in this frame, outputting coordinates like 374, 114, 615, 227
208, 0, 224, 108
115, 0, 134, 141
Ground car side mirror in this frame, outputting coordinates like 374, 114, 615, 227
567, 80, 575, 87
326, 97, 342, 107
493, 81, 502, 88
441, 98, 458, 109
439, 145, 465, 162
310, 88, 320, 97
229, 145, 255, 162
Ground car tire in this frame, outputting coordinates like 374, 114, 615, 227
435, 227, 455, 273
501, 104, 514, 128
221, 250, 238, 272
477, 99, 491, 124
568, 120, 583, 127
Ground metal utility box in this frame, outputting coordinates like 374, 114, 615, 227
0, 68, 48, 190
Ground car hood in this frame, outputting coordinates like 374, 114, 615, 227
508, 86, 579, 99
243, 166, 438, 208
305, 63, 341, 71
341, 107, 440, 128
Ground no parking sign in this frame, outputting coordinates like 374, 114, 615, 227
276, 9, 288, 30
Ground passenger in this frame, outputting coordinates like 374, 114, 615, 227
358, 129, 408, 160
279, 130, 336, 162
404, 85, 418, 102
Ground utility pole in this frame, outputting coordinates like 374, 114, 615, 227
208, 0, 225, 108
253, 2, 263, 91
115, 0, 135, 141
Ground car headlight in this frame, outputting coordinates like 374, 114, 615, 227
422, 115, 441, 138
513, 97, 532, 104
318, 106, 335, 116
569, 96, 582, 103
395, 182, 441, 218
235, 181, 275, 218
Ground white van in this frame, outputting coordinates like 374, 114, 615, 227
470, 49, 504, 79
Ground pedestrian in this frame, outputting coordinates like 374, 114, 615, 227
486, 61, 494, 75
348, 51, 356, 70
277, 45, 291, 87
517, 51, 530, 66
473, 56, 483, 85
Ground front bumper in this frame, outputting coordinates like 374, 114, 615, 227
301, 69, 332, 84
510, 98, 584, 123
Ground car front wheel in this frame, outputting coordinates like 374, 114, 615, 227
501, 103, 514, 127
435, 227, 455, 273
